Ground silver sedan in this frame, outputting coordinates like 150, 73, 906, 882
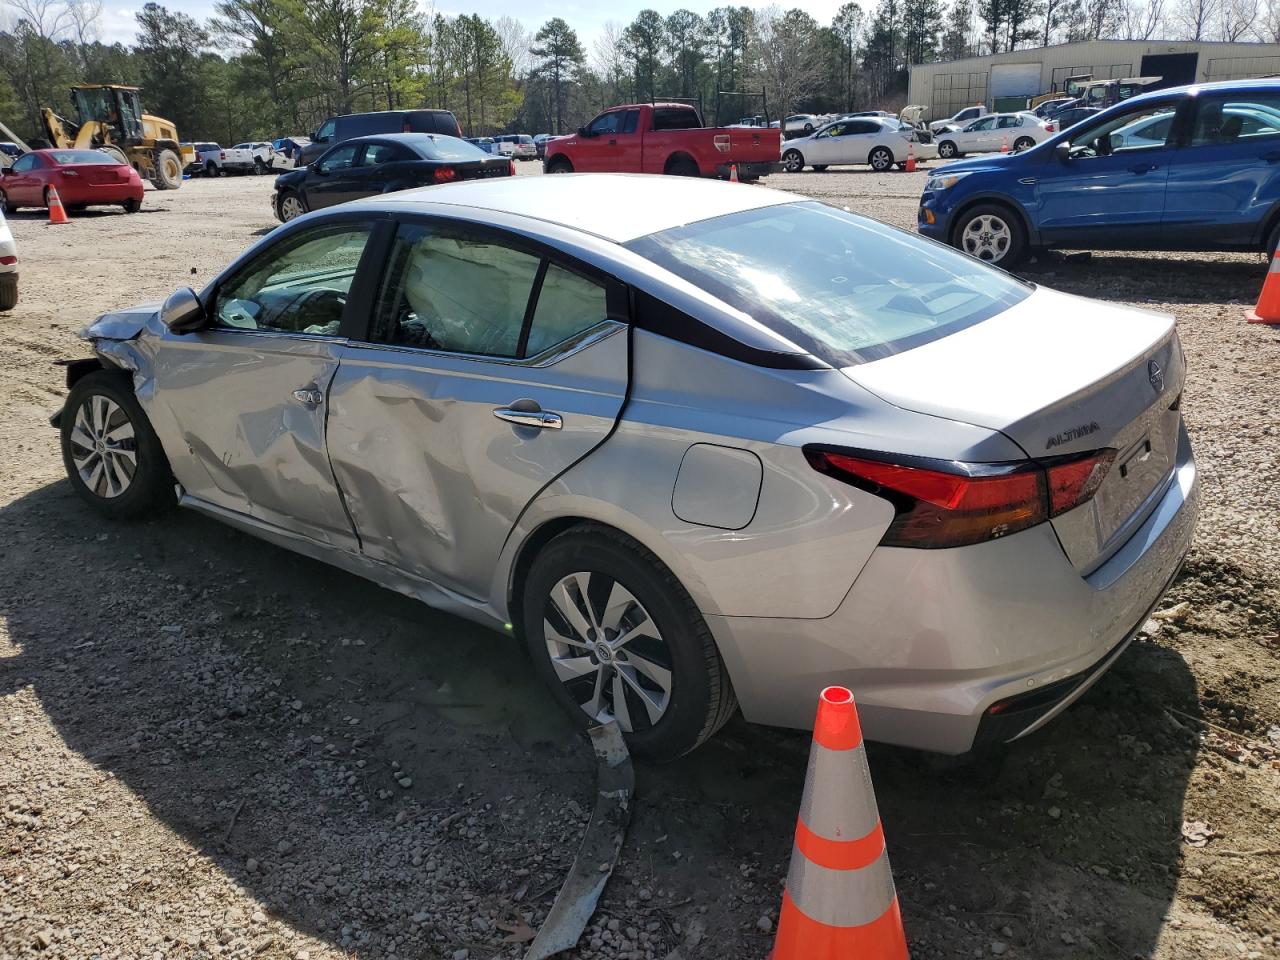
54, 174, 1198, 761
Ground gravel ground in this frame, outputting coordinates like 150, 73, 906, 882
1, 166, 1278, 960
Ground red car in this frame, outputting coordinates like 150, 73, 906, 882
0, 149, 144, 215
543, 102, 781, 181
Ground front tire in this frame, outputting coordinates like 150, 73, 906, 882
869, 146, 894, 172
60, 370, 175, 520
938, 140, 958, 159
782, 149, 805, 173
276, 189, 306, 223
545, 157, 573, 174
254, 158, 267, 175
521, 525, 737, 761
953, 203, 1027, 267
0, 188, 15, 214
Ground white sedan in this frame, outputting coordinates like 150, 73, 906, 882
935, 112, 1056, 159
782, 117, 938, 173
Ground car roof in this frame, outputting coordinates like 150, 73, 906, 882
1125, 77, 1280, 106
353, 172, 797, 244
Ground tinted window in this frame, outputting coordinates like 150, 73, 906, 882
654, 108, 700, 130
11, 154, 37, 172
847, 121, 878, 135
526, 264, 609, 356
1191, 96, 1280, 145
622, 110, 639, 134
315, 120, 336, 142
361, 143, 407, 165
49, 150, 117, 165
317, 144, 359, 173
997, 115, 1020, 128
373, 224, 541, 357
588, 112, 621, 136
626, 202, 1030, 365
214, 224, 371, 337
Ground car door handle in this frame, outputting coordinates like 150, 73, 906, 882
292, 388, 324, 405
1129, 162, 1159, 173
493, 407, 563, 430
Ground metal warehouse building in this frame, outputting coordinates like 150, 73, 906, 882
908, 39, 1280, 120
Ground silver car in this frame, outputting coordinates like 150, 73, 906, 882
53, 174, 1198, 761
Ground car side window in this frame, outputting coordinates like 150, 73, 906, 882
997, 116, 1019, 128
315, 120, 336, 143
1068, 103, 1178, 158
1190, 97, 1280, 146
622, 109, 640, 134
212, 223, 372, 337
10, 154, 35, 173
526, 264, 609, 356
317, 144, 359, 174
372, 223, 541, 357
588, 112, 621, 136
361, 144, 403, 165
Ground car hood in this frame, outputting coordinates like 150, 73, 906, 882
931, 154, 1021, 176
275, 167, 307, 187
81, 301, 161, 341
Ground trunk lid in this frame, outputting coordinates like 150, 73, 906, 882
844, 286, 1185, 572
73, 163, 130, 185
453, 158, 513, 180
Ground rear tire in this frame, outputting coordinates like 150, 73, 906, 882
60, 370, 175, 520
869, 146, 894, 172
153, 148, 181, 190
0, 274, 17, 311
520, 525, 737, 761
122, 197, 141, 213
666, 155, 699, 177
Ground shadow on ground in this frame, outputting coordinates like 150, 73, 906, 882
0, 475, 1204, 958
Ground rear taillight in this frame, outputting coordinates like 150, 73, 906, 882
805, 447, 1114, 549
220, 151, 226, 159
1045, 123, 1056, 133
434, 166, 456, 182
508, 160, 516, 176
0, 255, 16, 265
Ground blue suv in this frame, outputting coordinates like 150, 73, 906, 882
918, 80, 1280, 266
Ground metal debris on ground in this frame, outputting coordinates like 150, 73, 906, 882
525, 721, 634, 960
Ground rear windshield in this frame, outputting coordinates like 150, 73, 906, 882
409, 135, 490, 161
197, 143, 218, 150
626, 202, 1031, 365
653, 107, 701, 131
49, 150, 117, 165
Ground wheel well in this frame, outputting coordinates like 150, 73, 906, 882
948, 196, 1033, 247
64, 357, 105, 389
1259, 203, 1280, 252
507, 516, 594, 633
664, 152, 699, 175
545, 154, 572, 172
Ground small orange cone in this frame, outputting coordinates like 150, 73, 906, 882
1246, 254, 1280, 324
769, 687, 909, 960
729, 163, 740, 183
905, 142, 916, 173
1000, 136, 1010, 154
46, 187, 70, 225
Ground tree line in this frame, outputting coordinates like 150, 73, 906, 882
1, 0, 1277, 146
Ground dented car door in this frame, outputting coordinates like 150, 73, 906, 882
147, 219, 378, 549
325, 218, 630, 600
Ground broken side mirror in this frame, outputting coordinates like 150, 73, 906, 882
160, 286, 207, 334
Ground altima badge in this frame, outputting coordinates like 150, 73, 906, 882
1149, 360, 1165, 393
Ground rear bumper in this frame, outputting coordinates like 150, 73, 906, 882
61, 183, 145, 205
706, 423, 1199, 754
714, 161, 781, 179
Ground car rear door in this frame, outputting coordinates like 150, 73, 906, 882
1033, 98, 1181, 248
148, 218, 379, 549
1162, 91, 1280, 247
326, 217, 630, 601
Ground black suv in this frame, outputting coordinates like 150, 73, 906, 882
299, 110, 463, 165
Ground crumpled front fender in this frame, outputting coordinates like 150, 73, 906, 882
80, 302, 162, 342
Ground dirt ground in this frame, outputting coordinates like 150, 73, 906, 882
1, 164, 1278, 960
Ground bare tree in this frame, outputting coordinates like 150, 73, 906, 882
1120, 0, 1165, 36
591, 20, 629, 104
1259, 0, 1280, 38
1218, 0, 1257, 37
2, 0, 76, 40
754, 5, 824, 119
493, 15, 530, 77
1173, 0, 1219, 37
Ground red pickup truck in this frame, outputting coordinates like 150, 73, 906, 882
542, 102, 781, 181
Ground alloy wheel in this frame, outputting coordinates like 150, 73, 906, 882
961, 213, 1012, 263
280, 194, 305, 221
783, 151, 803, 173
870, 148, 892, 171
939, 141, 956, 158
69, 395, 137, 499
543, 571, 673, 733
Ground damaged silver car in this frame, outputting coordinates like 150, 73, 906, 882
54, 174, 1198, 761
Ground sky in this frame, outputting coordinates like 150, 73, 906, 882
94, 0, 853, 50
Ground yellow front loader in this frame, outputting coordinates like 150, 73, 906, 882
40, 85, 193, 189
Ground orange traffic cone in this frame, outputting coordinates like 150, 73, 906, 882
905, 142, 916, 173
770, 687, 909, 960
1000, 136, 1010, 154
46, 186, 69, 225
729, 163, 740, 183
1246, 254, 1280, 324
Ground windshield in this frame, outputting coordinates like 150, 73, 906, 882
626, 202, 1031, 365
49, 150, 118, 165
